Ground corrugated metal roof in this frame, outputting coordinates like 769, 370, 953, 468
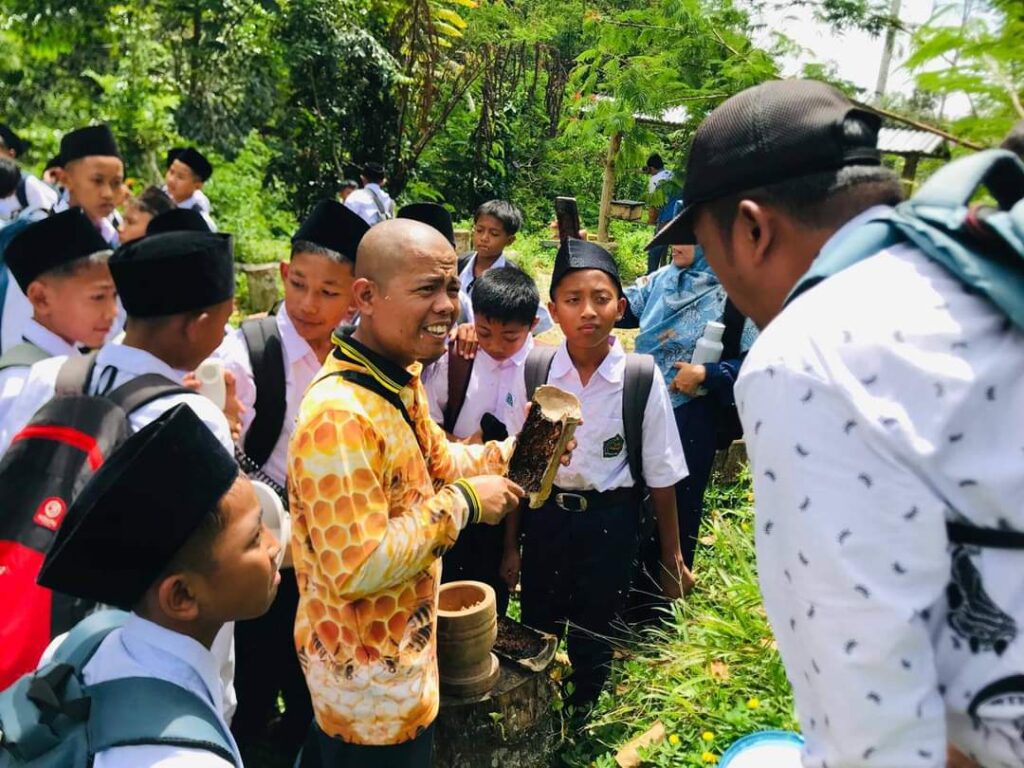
878, 127, 947, 157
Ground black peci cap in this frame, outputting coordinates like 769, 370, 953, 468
38, 406, 240, 609
551, 238, 623, 297
59, 125, 121, 164
6, 208, 111, 290
166, 146, 185, 169
147, 207, 212, 236
649, 79, 882, 247
110, 231, 235, 317
174, 147, 213, 181
0, 124, 29, 156
397, 202, 455, 247
292, 199, 370, 263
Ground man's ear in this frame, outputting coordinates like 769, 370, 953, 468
506, 233, 517, 246
155, 572, 202, 623
615, 295, 627, 321
279, 261, 290, 283
25, 280, 52, 315
735, 199, 774, 267
184, 310, 209, 343
350, 277, 376, 316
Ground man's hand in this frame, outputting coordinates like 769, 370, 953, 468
671, 362, 706, 396
451, 323, 478, 360
465, 475, 524, 525
659, 547, 695, 599
222, 370, 245, 443
500, 546, 521, 590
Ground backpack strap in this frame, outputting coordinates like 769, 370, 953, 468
15, 172, 29, 210
443, 351, 475, 434
103, 374, 195, 415
622, 353, 655, 488
87, 677, 238, 765
51, 610, 130, 669
0, 342, 48, 372
241, 316, 286, 468
457, 254, 472, 275
55, 351, 102, 396
720, 299, 745, 361
524, 346, 557, 402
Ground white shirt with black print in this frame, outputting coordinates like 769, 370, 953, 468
737, 237, 1024, 768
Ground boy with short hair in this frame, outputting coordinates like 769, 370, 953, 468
0, 208, 118, 425
213, 199, 369, 756
0, 125, 58, 222
343, 161, 395, 225
165, 147, 216, 231
516, 238, 690, 710
118, 185, 174, 243
424, 267, 538, 614
33, 404, 282, 767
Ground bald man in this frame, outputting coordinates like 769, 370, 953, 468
289, 219, 525, 766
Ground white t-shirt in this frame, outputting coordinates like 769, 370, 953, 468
0, 174, 58, 221
344, 183, 395, 226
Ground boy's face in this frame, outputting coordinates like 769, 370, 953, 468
548, 269, 625, 351
282, 252, 356, 340
118, 205, 152, 244
189, 476, 281, 623
32, 261, 118, 348
64, 156, 124, 223
165, 159, 202, 204
474, 314, 536, 362
472, 214, 514, 262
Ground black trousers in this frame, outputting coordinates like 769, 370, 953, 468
440, 519, 509, 616
231, 568, 313, 753
298, 722, 434, 768
520, 494, 639, 708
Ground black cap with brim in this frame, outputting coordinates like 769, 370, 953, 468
38, 405, 240, 610
110, 231, 235, 318
6, 208, 111, 291
166, 146, 185, 169
0, 124, 29, 156
147, 207, 212, 236
59, 125, 121, 164
397, 202, 455, 247
176, 147, 213, 182
551, 238, 623, 297
292, 199, 370, 262
647, 79, 882, 249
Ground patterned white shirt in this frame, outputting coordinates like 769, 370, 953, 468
737, 229, 1024, 766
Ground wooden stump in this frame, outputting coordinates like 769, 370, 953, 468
434, 660, 560, 768
240, 263, 280, 313
712, 439, 748, 485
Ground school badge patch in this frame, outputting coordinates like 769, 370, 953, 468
603, 434, 625, 458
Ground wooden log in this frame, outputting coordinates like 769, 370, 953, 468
597, 131, 623, 244
507, 385, 581, 508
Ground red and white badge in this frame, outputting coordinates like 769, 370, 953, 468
33, 497, 68, 531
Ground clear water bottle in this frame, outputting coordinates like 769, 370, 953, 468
689, 321, 725, 395
195, 358, 226, 409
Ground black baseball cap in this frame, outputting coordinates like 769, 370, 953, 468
649, 79, 881, 247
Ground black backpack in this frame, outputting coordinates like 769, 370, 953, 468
237, 317, 286, 498
0, 352, 190, 690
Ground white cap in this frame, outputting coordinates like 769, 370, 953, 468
703, 321, 725, 343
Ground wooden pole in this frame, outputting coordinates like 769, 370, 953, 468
901, 153, 920, 195
598, 131, 622, 243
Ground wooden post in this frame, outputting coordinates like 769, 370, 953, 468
597, 131, 622, 243
902, 153, 919, 195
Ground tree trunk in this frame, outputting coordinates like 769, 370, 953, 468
598, 132, 622, 243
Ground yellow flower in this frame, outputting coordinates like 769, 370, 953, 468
668, 734, 680, 746
702, 730, 714, 742
702, 751, 717, 763
747, 697, 761, 709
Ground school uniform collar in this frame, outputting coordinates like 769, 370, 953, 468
459, 252, 507, 292
121, 613, 225, 715
276, 306, 318, 367
22, 319, 79, 358
817, 205, 894, 263
477, 333, 534, 373
332, 332, 414, 393
550, 336, 624, 385
176, 190, 207, 212
97, 342, 187, 383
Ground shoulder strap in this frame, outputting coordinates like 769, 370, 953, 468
720, 299, 745, 361
622, 353, 656, 487
15, 173, 29, 210
524, 346, 557, 402
55, 351, 101, 396
0, 342, 48, 372
241, 316, 286, 468
104, 373, 194, 415
367, 187, 392, 220
52, 610, 131, 670
87, 677, 238, 765
457, 254, 472, 275
443, 351, 475, 434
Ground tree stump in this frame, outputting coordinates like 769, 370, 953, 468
240, 263, 280, 313
712, 439, 748, 485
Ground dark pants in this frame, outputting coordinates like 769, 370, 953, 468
520, 493, 639, 708
232, 568, 313, 754
646, 245, 668, 275
441, 519, 509, 617
297, 722, 434, 768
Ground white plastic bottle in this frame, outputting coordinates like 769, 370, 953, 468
195, 358, 226, 409
690, 321, 725, 395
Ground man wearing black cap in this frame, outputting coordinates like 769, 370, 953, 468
652, 78, 1024, 767
344, 161, 395, 226
165, 147, 217, 231
212, 199, 369, 758
37, 405, 282, 768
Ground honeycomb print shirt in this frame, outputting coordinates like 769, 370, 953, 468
738, 221, 1024, 767
288, 334, 513, 746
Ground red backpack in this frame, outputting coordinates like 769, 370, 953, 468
0, 352, 189, 688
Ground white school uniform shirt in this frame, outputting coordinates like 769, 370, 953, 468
0, 173, 58, 221
548, 338, 686, 492
646, 168, 673, 195
736, 209, 1024, 768
457, 253, 554, 334
425, 335, 533, 440
176, 189, 218, 232
82, 614, 240, 767
214, 306, 321, 488
344, 182, 395, 226
0, 319, 80, 428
